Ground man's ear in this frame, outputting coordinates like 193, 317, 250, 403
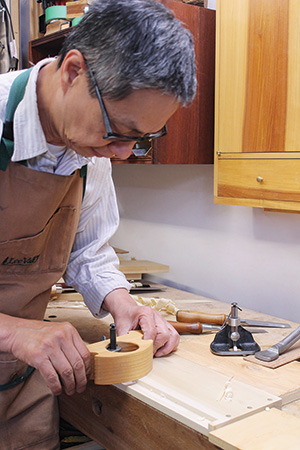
60, 50, 86, 93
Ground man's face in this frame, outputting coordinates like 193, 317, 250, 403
58, 73, 179, 160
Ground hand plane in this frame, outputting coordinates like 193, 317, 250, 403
210, 303, 261, 356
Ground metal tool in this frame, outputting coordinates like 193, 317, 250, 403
167, 321, 266, 335
255, 325, 300, 362
176, 310, 291, 329
129, 281, 166, 293
107, 324, 121, 353
210, 303, 261, 356
50, 283, 77, 297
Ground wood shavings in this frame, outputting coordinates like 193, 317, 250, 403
131, 295, 178, 315
218, 376, 234, 402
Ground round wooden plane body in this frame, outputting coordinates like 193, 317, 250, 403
87, 330, 153, 385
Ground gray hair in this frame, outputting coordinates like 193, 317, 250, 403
58, 0, 196, 105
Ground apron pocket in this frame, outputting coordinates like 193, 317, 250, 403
0, 206, 76, 274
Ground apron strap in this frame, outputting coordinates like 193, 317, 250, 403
80, 164, 87, 200
0, 68, 87, 199
0, 365, 35, 392
0, 68, 33, 171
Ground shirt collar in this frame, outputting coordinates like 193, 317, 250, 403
11, 58, 94, 168
12, 58, 54, 162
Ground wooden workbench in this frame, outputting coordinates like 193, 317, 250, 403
46, 287, 300, 450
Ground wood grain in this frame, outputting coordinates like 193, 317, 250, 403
216, 0, 294, 154
59, 384, 218, 450
209, 408, 300, 450
88, 331, 153, 385
153, 0, 215, 164
243, 0, 289, 153
217, 158, 300, 202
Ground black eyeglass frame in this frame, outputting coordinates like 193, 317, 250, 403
84, 59, 168, 143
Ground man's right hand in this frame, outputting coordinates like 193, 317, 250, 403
1, 314, 91, 396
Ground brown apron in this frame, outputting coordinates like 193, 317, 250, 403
0, 70, 85, 448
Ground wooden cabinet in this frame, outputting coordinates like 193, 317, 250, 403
28, 1, 215, 165
153, 0, 215, 164
214, 0, 300, 211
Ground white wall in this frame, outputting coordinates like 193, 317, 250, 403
111, 164, 300, 322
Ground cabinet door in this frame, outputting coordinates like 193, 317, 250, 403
153, 0, 215, 164
214, 0, 300, 212
216, 0, 300, 154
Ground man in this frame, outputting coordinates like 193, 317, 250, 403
0, 0, 196, 448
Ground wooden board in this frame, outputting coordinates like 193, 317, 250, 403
215, 0, 300, 154
117, 354, 281, 437
209, 408, 300, 450
66, 0, 88, 19
176, 335, 300, 405
245, 340, 300, 369
118, 259, 169, 277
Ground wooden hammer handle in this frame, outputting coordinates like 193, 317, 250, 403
176, 310, 227, 325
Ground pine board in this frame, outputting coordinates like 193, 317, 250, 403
118, 259, 169, 276
209, 408, 300, 450
176, 337, 300, 405
117, 354, 281, 437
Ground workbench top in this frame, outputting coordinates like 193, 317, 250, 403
46, 286, 300, 450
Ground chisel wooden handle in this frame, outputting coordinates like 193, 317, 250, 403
176, 310, 227, 325
167, 321, 204, 334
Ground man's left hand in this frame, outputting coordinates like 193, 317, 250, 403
103, 288, 180, 357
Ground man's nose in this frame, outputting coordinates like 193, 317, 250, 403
108, 141, 136, 160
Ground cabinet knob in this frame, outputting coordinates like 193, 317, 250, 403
256, 176, 264, 183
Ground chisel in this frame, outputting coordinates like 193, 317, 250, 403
167, 321, 267, 335
176, 310, 291, 328
167, 321, 220, 334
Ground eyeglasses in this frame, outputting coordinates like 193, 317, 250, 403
84, 59, 167, 143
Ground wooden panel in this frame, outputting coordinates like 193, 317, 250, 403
285, 0, 300, 151
216, 0, 300, 154
153, 1, 215, 164
119, 259, 169, 276
209, 408, 300, 450
59, 383, 217, 450
217, 158, 300, 203
215, 0, 249, 154
243, 0, 289, 152
116, 355, 280, 435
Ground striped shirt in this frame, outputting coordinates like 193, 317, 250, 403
0, 59, 131, 317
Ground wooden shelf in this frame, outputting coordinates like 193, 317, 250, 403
29, 28, 71, 65
29, 1, 216, 165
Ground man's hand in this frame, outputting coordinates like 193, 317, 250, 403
1, 314, 90, 396
103, 289, 180, 357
